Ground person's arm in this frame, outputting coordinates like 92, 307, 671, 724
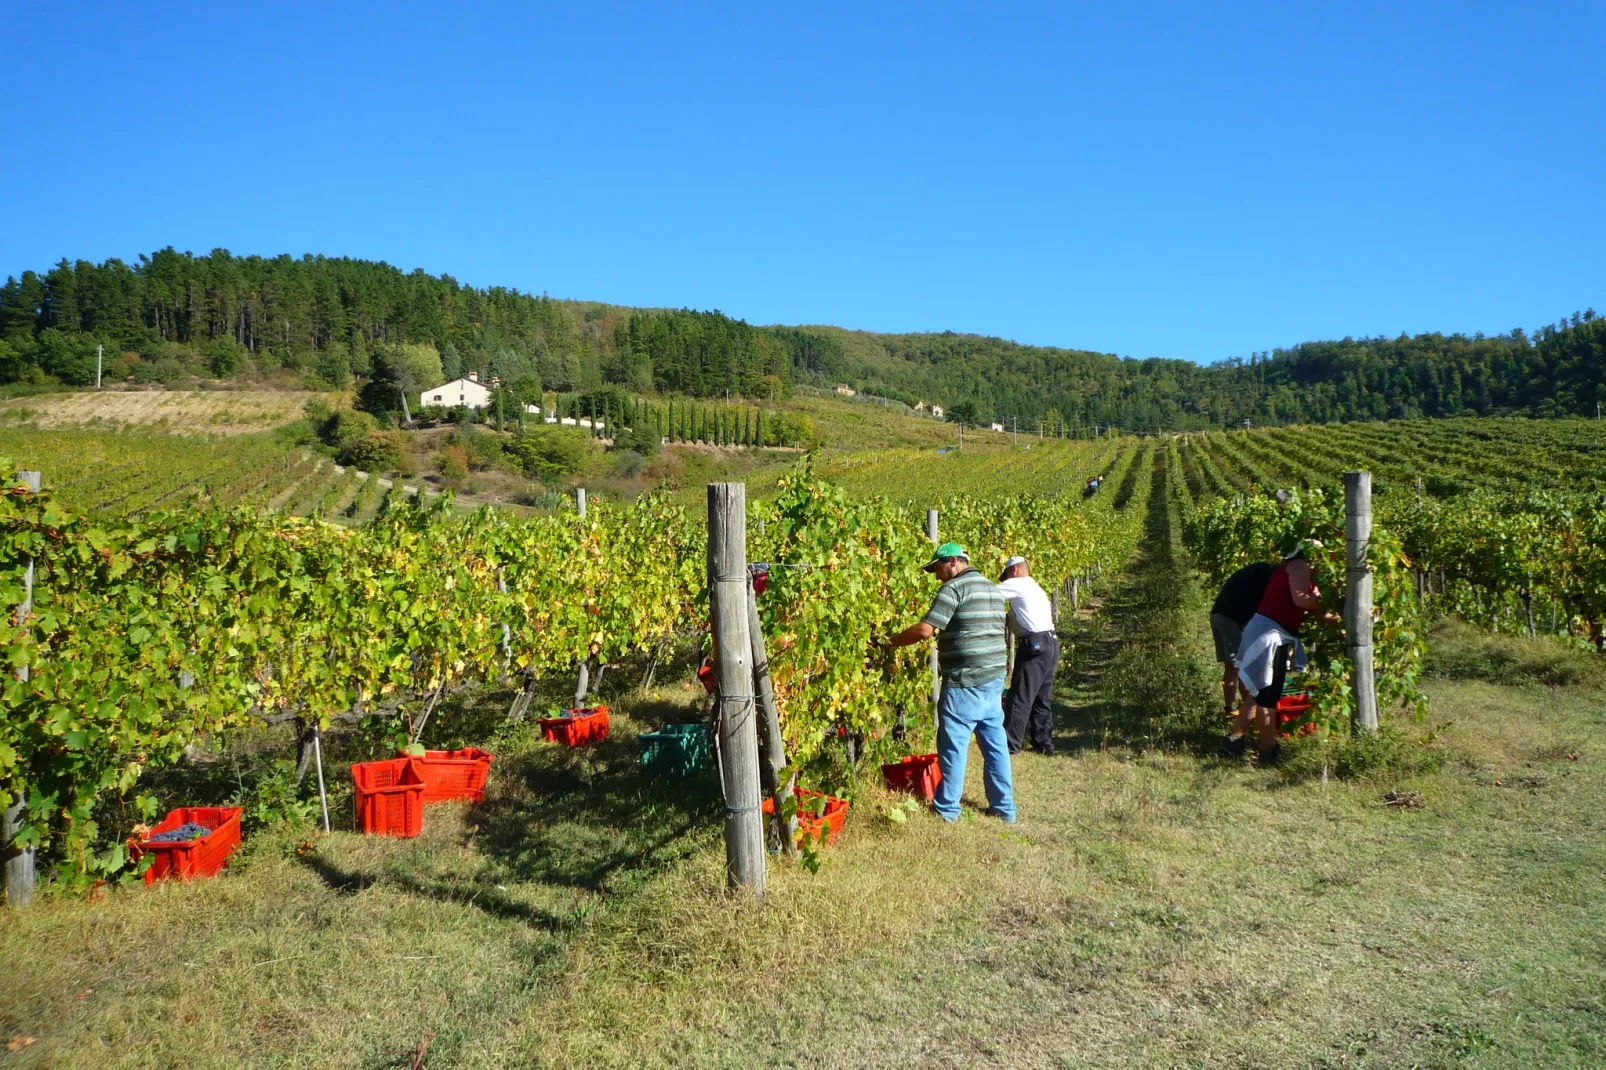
1286, 559, 1341, 623
876, 580, 956, 650
997, 578, 1025, 636
884, 621, 935, 648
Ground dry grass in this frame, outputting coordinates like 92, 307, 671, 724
0, 390, 339, 435
3, 666, 1600, 1068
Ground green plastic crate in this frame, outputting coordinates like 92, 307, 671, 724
639, 723, 710, 777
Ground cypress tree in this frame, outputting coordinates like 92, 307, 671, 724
755, 407, 764, 447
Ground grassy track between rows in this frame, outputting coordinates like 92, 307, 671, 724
2, 448, 1603, 1068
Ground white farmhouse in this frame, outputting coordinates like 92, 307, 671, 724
989, 421, 1006, 432
420, 375, 492, 411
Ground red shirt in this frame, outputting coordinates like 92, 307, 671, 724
1256, 561, 1305, 634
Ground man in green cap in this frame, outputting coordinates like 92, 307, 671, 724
878, 542, 1016, 822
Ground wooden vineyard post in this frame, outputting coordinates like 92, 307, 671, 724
4, 471, 40, 909
747, 578, 797, 853
708, 483, 764, 896
926, 509, 942, 723
1345, 471, 1379, 732
576, 487, 587, 518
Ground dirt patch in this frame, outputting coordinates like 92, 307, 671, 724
0, 389, 337, 435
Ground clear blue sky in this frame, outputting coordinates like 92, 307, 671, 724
2, 1, 1601, 363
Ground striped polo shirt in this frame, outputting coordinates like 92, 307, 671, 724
921, 567, 1008, 687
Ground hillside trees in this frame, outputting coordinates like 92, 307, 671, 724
1, 248, 1601, 428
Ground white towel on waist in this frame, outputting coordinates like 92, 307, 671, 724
1236, 612, 1308, 696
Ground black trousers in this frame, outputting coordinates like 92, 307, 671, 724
1004, 632, 1060, 752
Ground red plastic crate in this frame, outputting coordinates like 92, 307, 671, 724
539, 706, 610, 747
352, 758, 425, 837
1276, 693, 1317, 737
136, 806, 243, 884
398, 747, 494, 804
881, 753, 942, 803
762, 788, 849, 847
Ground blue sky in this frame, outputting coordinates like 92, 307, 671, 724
1, 1, 1601, 362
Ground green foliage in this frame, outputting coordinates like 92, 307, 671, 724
1183, 487, 1428, 732
232, 758, 321, 832
340, 428, 405, 472
508, 426, 593, 484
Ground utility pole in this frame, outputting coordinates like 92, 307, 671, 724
746, 578, 796, 853
1345, 471, 1379, 732
4, 471, 40, 909
708, 483, 764, 896
927, 509, 941, 724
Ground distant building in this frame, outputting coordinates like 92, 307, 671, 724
930, 405, 944, 419
420, 377, 492, 411
989, 421, 1005, 432
834, 384, 857, 397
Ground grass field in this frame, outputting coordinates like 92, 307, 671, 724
2, 449, 1601, 1068
0, 389, 340, 435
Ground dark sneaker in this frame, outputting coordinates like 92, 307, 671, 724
1217, 734, 1247, 757
1257, 743, 1283, 766
982, 807, 1017, 823
1030, 744, 1055, 757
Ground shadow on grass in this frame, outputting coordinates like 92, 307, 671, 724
468, 728, 722, 895
1052, 446, 1221, 757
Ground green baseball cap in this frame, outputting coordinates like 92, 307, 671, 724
923, 541, 969, 572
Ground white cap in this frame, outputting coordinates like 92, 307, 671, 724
1003, 555, 1027, 569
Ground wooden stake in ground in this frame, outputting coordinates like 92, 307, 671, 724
708, 483, 764, 896
926, 508, 941, 724
747, 579, 797, 853
1345, 471, 1379, 732
4, 471, 40, 909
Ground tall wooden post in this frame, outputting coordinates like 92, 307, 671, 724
575, 487, 587, 518
926, 508, 942, 722
1345, 471, 1379, 731
709, 483, 764, 896
4, 471, 40, 909
747, 581, 797, 853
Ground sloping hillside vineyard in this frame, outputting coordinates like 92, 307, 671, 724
5, 412, 1605, 885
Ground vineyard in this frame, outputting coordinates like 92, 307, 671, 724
2, 415, 1604, 1067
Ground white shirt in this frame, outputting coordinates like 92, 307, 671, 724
998, 576, 1054, 635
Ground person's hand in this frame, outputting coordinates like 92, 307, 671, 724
1323, 610, 1342, 625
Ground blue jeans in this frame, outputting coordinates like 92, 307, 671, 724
933, 675, 1015, 822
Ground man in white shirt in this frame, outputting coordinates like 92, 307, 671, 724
997, 555, 1060, 755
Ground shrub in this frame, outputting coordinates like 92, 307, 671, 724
614, 449, 646, 479
438, 445, 469, 483
328, 409, 379, 453
342, 428, 406, 472
508, 426, 592, 484
765, 410, 818, 448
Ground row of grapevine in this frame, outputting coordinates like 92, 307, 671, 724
1175, 419, 1606, 650
1181, 488, 1428, 732
0, 451, 1147, 886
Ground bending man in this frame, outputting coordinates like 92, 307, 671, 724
879, 542, 1016, 822
1231, 538, 1341, 765
998, 555, 1060, 756
1210, 558, 1279, 742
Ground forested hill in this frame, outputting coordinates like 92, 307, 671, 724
2, 247, 1601, 431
